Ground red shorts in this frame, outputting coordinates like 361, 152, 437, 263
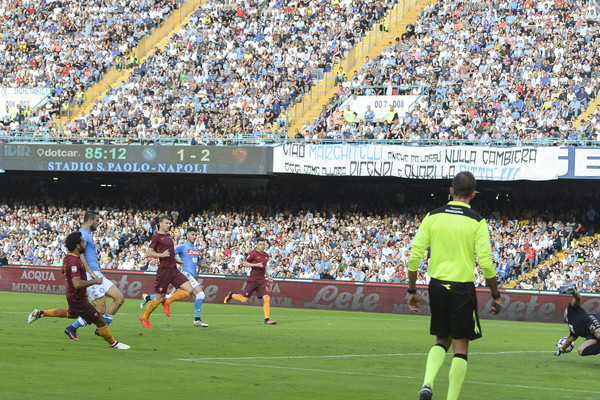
155, 267, 188, 294
68, 300, 102, 325
243, 280, 269, 298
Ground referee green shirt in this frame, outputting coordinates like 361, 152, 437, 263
408, 201, 495, 283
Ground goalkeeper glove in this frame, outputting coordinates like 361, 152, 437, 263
554, 346, 565, 356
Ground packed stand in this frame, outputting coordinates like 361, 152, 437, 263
0, 0, 182, 133
526, 209, 600, 292
45, 0, 394, 141
1, 177, 598, 291
301, 0, 600, 143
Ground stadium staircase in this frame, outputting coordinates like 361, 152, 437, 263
59, 0, 205, 124
287, 0, 436, 136
502, 233, 598, 289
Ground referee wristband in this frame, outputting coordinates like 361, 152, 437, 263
491, 292, 501, 299
407, 288, 417, 294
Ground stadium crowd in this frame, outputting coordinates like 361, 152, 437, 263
0, 0, 598, 144
1, 178, 598, 292
302, 0, 600, 143
3, 0, 393, 140
0, 0, 598, 292
0, 0, 183, 127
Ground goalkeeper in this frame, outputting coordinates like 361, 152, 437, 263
555, 287, 600, 357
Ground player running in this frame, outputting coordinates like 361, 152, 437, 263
27, 231, 129, 349
224, 237, 277, 325
140, 216, 194, 328
140, 227, 208, 327
66, 211, 125, 338
555, 287, 600, 357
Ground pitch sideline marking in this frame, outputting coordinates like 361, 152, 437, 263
9, 310, 568, 326
178, 350, 543, 361
10, 311, 568, 329
177, 357, 600, 395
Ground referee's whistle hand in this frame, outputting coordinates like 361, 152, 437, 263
490, 300, 502, 315
408, 294, 420, 312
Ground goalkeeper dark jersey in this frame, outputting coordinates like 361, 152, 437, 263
567, 303, 600, 338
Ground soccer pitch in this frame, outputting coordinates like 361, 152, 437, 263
4, 291, 599, 399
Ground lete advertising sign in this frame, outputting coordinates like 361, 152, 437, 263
3, 266, 599, 323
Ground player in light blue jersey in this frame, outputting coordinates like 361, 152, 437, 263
140, 227, 208, 327
67, 211, 125, 337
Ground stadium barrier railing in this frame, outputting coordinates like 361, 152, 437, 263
0, 132, 596, 147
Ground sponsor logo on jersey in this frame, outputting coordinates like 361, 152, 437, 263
187, 249, 200, 256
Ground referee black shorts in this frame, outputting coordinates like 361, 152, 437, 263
428, 278, 482, 341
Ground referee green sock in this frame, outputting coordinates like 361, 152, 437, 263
447, 354, 468, 400
422, 344, 447, 389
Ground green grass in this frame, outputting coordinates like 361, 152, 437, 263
3, 291, 599, 399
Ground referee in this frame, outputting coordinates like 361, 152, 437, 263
407, 171, 502, 400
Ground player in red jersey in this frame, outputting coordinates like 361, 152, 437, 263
224, 237, 277, 325
27, 232, 129, 349
140, 215, 194, 328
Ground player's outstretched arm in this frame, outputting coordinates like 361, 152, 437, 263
567, 288, 581, 308
555, 335, 577, 356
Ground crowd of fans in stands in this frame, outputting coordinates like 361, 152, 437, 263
2, 0, 393, 140
1, 177, 598, 293
1, 0, 598, 144
301, 0, 600, 143
71, 0, 391, 141
0, 0, 183, 129
1, 0, 600, 293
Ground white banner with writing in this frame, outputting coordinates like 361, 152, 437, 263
273, 144, 560, 181
338, 95, 420, 122
0, 87, 52, 118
